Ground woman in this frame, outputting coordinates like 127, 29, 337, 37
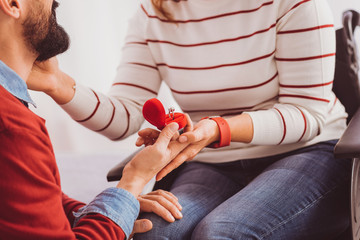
28, 0, 351, 239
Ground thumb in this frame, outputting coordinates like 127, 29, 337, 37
179, 128, 203, 143
130, 219, 153, 237
155, 122, 179, 150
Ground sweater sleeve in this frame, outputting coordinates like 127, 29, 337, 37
62, 193, 86, 227
0, 123, 132, 240
61, 3, 162, 140
246, 0, 337, 145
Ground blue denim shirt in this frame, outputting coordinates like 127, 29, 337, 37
74, 187, 140, 239
0, 60, 140, 239
0, 60, 36, 107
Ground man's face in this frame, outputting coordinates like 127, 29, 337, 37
22, 0, 70, 61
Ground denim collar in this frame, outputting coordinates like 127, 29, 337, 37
0, 60, 36, 107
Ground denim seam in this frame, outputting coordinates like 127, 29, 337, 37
259, 176, 351, 239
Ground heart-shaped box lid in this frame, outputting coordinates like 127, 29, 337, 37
142, 98, 187, 130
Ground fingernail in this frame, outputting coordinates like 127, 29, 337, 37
170, 123, 179, 131
169, 214, 175, 222
142, 221, 151, 230
176, 210, 183, 218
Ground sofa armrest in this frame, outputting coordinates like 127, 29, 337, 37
334, 108, 360, 158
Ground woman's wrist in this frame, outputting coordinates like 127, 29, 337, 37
47, 71, 76, 105
206, 118, 221, 143
202, 117, 230, 148
227, 113, 254, 143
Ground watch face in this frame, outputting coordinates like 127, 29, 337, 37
351, 158, 360, 240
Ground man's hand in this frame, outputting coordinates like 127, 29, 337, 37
27, 57, 76, 104
117, 122, 189, 197
138, 190, 182, 222
135, 114, 194, 181
156, 119, 219, 181
129, 219, 153, 239
129, 190, 182, 238
136, 114, 193, 147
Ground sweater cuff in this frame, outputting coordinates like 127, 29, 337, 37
245, 109, 283, 145
60, 84, 98, 121
73, 187, 140, 239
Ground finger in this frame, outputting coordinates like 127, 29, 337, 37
179, 128, 203, 143
139, 194, 182, 219
146, 189, 178, 201
178, 145, 202, 162
138, 128, 160, 139
183, 114, 193, 132
156, 155, 187, 181
178, 114, 193, 143
167, 140, 189, 160
144, 137, 157, 147
143, 195, 183, 219
136, 136, 156, 147
130, 219, 153, 238
161, 190, 178, 201
154, 122, 179, 151
136, 137, 145, 146
132, 219, 153, 233
171, 130, 180, 141
145, 190, 182, 210
157, 144, 202, 181
139, 198, 177, 222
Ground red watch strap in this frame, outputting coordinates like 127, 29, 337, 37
202, 117, 231, 148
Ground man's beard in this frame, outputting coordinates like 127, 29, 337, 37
22, 1, 70, 61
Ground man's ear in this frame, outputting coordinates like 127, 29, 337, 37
0, 0, 21, 19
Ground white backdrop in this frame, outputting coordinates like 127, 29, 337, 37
31, 0, 360, 156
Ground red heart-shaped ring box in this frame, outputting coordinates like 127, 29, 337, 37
142, 98, 187, 130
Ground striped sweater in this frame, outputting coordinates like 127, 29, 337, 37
62, 0, 347, 163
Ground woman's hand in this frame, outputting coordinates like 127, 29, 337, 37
27, 57, 76, 104
129, 190, 182, 238
27, 57, 59, 92
136, 114, 193, 147
135, 114, 194, 181
156, 118, 220, 181
135, 116, 219, 182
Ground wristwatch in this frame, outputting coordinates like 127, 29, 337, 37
201, 116, 231, 148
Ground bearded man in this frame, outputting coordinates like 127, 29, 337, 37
0, 0, 184, 239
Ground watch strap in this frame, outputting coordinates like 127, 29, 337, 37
202, 116, 231, 148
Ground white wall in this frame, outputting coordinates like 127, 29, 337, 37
31, 0, 360, 155
32, 1, 143, 155
328, 0, 360, 27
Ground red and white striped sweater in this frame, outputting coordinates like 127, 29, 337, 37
62, 0, 347, 163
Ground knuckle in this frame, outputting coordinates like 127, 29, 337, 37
150, 201, 159, 209
152, 195, 163, 202
156, 189, 165, 195
162, 131, 174, 140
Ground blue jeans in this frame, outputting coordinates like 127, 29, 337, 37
134, 140, 351, 240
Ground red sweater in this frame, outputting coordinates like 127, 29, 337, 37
0, 85, 126, 239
